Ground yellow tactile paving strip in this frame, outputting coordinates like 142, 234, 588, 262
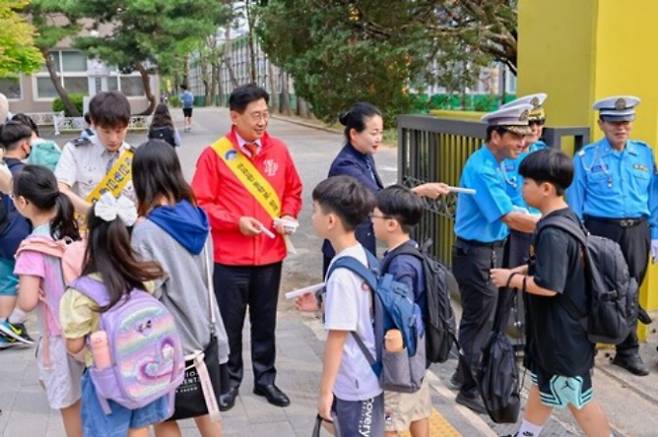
400, 408, 462, 436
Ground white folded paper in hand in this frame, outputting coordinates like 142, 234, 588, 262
285, 282, 326, 299
258, 223, 276, 239
448, 186, 476, 195
511, 205, 530, 214
274, 218, 299, 234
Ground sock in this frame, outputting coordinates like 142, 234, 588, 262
8, 308, 26, 325
516, 419, 544, 437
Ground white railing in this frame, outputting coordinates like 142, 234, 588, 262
34, 113, 152, 136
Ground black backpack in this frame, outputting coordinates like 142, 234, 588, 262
381, 241, 457, 364
536, 215, 637, 345
148, 126, 177, 148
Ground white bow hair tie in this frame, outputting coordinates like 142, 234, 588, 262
94, 192, 138, 226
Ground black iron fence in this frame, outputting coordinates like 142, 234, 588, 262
397, 114, 590, 266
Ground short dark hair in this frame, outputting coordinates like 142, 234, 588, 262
519, 148, 573, 195
312, 175, 374, 231
84, 112, 91, 124
150, 103, 174, 130
180, 84, 188, 91
0, 120, 32, 151
11, 113, 39, 137
375, 185, 424, 234
89, 91, 131, 128
339, 102, 382, 143
132, 139, 196, 216
485, 125, 509, 142
229, 84, 269, 113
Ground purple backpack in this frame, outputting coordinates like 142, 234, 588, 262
73, 276, 185, 414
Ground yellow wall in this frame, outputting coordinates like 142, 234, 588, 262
518, 1, 658, 331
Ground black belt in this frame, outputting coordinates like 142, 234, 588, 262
584, 215, 646, 228
456, 237, 506, 248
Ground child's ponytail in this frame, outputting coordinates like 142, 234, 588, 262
52, 191, 80, 241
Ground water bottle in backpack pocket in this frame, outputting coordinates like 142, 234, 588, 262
72, 276, 185, 415
327, 251, 426, 393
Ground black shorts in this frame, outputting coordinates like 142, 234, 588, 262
183, 107, 193, 117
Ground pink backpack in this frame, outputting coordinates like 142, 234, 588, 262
14, 236, 86, 365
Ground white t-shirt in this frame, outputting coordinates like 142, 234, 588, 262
323, 244, 382, 401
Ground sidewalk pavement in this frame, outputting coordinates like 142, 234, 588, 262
1, 107, 657, 436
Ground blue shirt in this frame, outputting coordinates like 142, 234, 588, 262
567, 137, 658, 238
322, 144, 384, 257
0, 158, 31, 258
454, 145, 514, 242
181, 91, 194, 108
382, 241, 427, 319
501, 140, 548, 211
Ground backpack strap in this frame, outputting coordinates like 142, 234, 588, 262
535, 215, 590, 322
71, 276, 111, 308
326, 251, 383, 376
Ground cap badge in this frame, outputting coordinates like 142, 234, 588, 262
615, 98, 626, 110
519, 110, 529, 122
531, 96, 539, 107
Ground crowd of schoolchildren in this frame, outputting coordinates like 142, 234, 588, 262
0, 84, 630, 437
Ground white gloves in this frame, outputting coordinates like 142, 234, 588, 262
511, 205, 530, 215
651, 239, 658, 263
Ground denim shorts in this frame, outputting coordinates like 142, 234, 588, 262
0, 257, 17, 296
81, 370, 172, 437
531, 370, 593, 410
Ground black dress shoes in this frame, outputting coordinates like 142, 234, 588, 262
253, 383, 291, 407
612, 353, 650, 376
218, 385, 239, 411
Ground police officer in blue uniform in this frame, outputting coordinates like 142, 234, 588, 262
499, 94, 549, 342
568, 96, 658, 376
451, 104, 539, 412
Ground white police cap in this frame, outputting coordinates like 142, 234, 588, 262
481, 103, 533, 135
593, 96, 640, 122
500, 93, 547, 121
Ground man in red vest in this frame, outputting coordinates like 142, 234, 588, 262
192, 84, 303, 410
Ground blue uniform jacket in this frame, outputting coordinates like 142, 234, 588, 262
567, 137, 658, 239
322, 143, 383, 258
502, 140, 548, 212
454, 145, 514, 242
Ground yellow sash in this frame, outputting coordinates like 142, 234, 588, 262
85, 148, 135, 203
211, 137, 281, 219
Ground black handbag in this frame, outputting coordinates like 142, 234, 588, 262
169, 246, 222, 422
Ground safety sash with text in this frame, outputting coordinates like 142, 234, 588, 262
211, 137, 281, 219
85, 148, 135, 203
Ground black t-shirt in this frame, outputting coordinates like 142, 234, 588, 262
524, 208, 594, 376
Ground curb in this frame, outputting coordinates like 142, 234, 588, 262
270, 114, 343, 136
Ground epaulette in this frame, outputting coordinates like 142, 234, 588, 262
70, 137, 92, 148
630, 139, 651, 149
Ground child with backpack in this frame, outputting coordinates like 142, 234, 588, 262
59, 192, 183, 437
11, 165, 84, 436
311, 175, 385, 436
373, 185, 432, 437
130, 140, 228, 437
490, 149, 611, 437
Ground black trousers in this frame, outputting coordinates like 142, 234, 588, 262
452, 238, 504, 393
584, 217, 650, 355
501, 230, 534, 341
214, 262, 282, 390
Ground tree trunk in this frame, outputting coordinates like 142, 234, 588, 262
245, 0, 257, 83
223, 27, 239, 88
279, 71, 290, 116
135, 63, 156, 115
43, 51, 79, 116
297, 96, 310, 118
210, 61, 219, 106
267, 61, 278, 111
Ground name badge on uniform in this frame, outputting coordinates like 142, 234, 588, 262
590, 164, 608, 173
633, 163, 649, 173
504, 162, 515, 172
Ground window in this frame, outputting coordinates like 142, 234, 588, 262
107, 76, 119, 91
0, 77, 21, 99
120, 76, 144, 97
34, 50, 89, 99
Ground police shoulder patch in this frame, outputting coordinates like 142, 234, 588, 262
70, 137, 91, 148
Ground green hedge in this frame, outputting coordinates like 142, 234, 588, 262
410, 93, 518, 114
52, 93, 84, 116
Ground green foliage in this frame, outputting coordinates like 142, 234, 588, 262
409, 93, 516, 113
0, 0, 44, 76
74, 0, 232, 77
52, 93, 84, 115
169, 95, 181, 107
256, 0, 517, 124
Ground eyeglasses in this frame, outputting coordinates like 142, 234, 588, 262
529, 120, 545, 127
248, 111, 270, 122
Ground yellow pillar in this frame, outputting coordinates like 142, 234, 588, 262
518, 0, 658, 337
